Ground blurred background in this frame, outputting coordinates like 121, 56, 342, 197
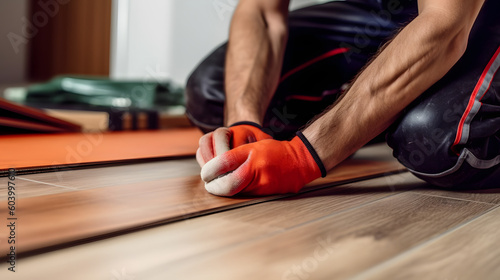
0, 0, 329, 133
1, 0, 329, 86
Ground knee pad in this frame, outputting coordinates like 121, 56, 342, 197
387, 100, 460, 175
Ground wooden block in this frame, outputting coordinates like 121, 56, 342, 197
45, 109, 193, 132
354, 205, 500, 280
44, 109, 110, 132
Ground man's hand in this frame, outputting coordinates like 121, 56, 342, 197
200, 132, 326, 196
196, 122, 272, 167
228, 121, 273, 148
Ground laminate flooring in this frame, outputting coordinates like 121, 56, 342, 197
0, 144, 404, 256
1, 143, 499, 279
2, 172, 500, 280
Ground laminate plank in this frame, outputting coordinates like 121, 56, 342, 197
1, 141, 404, 198
306, 159, 405, 189
0, 143, 403, 200
0, 157, 404, 256
354, 205, 500, 280
220, 172, 424, 229
0, 155, 404, 199
308, 143, 406, 188
0, 213, 279, 279
14, 158, 201, 193
0, 128, 202, 174
0, 175, 248, 256
1, 190, 492, 279
143, 193, 493, 280
0, 159, 200, 200
0, 174, 423, 280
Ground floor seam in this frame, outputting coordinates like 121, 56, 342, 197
408, 190, 498, 206
17, 177, 79, 190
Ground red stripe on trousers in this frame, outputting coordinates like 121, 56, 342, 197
285, 95, 325, 102
279, 48, 349, 84
451, 45, 500, 155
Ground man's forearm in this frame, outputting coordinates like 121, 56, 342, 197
303, 8, 478, 170
224, 1, 289, 126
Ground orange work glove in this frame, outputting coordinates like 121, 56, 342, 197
196, 121, 272, 167
229, 121, 273, 148
200, 131, 327, 196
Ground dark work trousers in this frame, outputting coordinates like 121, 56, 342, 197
185, 0, 500, 189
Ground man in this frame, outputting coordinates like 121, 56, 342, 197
185, 0, 500, 196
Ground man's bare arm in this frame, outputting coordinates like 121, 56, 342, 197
224, 0, 290, 126
303, 0, 485, 170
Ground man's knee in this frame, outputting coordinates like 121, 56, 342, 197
387, 101, 460, 177
387, 103, 500, 189
185, 44, 227, 133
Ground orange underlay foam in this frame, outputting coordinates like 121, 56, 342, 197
0, 128, 203, 172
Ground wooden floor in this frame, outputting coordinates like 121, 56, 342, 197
1, 144, 500, 279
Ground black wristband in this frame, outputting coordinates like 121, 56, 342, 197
229, 121, 264, 130
296, 131, 327, 178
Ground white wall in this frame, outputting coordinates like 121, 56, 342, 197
110, 0, 330, 86
0, 0, 28, 83
110, 0, 234, 85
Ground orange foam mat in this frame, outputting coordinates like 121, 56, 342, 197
0, 128, 203, 172
0, 159, 405, 256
